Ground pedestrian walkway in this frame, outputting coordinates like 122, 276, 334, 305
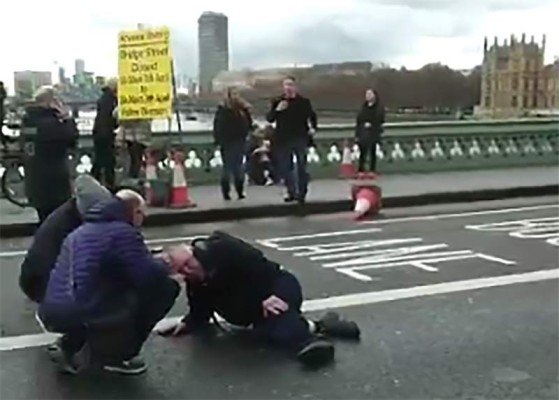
0, 166, 556, 228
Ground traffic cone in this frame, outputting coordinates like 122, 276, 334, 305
144, 149, 158, 206
168, 149, 196, 208
351, 184, 381, 220
339, 140, 356, 178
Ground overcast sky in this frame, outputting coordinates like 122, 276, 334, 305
1, 0, 557, 91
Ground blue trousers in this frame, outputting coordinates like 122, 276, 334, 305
253, 271, 313, 351
276, 139, 309, 200
220, 143, 245, 197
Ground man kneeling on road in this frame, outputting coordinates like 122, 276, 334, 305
39, 190, 182, 375
20, 175, 112, 304
158, 231, 361, 368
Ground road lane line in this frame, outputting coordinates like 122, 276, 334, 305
0, 236, 203, 259
360, 204, 559, 225
1, 268, 557, 352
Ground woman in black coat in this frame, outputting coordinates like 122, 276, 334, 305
354, 89, 385, 173
213, 87, 253, 200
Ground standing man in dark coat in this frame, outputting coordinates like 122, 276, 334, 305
21, 86, 78, 224
355, 89, 385, 173
92, 78, 118, 189
266, 76, 317, 204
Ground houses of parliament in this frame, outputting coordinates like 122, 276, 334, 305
478, 33, 558, 117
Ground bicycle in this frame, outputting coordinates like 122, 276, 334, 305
0, 126, 29, 207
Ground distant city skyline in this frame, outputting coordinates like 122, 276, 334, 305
1, 0, 557, 94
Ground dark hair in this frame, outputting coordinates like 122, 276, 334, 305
283, 75, 296, 82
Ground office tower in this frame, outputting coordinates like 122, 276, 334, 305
198, 11, 229, 93
75, 59, 85, 76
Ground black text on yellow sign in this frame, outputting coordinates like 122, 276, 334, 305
118, 27, 172, 120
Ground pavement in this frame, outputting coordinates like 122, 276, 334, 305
1, 166, 558, 238
0, 197, 558, 399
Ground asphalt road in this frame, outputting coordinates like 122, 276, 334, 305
0, 196, 558, 399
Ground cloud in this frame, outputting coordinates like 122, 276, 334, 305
0, 0, 557, 91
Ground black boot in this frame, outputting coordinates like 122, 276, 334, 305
297, 338, 335, 368
220, 180, 231, 201
234, 180, 245, 200
315, 312, 361, 340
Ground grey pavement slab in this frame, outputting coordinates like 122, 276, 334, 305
0, 279, 557, 399
1, 166, 558, 226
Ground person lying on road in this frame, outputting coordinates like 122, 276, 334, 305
38, 190, 182, 375
157, 231, 361, 368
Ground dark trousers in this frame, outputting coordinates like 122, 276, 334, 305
276, 138, 309, 200
358, 139, 379, 172
220, 143, 245, 198
127, 141, 146, 179
92, 137, 115, 189
40, 277, 180, 364
253, 271, 313, 352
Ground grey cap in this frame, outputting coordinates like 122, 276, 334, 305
74, 174, 112, 216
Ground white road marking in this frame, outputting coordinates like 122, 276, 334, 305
256, 228, 381, 250
1, 268, 557, 352
360, 204, 559, 225
0, 235, 202, 259
465, 216, 559, 245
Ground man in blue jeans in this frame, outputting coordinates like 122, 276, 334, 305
157, 231, 360, 368
266, 76, 317, 204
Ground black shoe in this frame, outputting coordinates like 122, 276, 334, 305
237, 193, 246, 200
103, 356, 148, 375
297, 197, 306, 205
223, 194, 231, 201
54, 340, 89, 375
46, 337, 63, 361
296, 339, 335, 368
284, 195, 296, 203
316, 312, 361, 340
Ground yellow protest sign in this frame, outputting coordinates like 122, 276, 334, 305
118, 26, 172, 120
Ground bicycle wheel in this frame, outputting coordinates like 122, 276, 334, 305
1, 162, 29, 207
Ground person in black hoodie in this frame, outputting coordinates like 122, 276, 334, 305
20, 175, 112, 304
266, 77, 317, 204
92, 78, 118, 189
213, 87, 253, 200
21, 87, 78, 223
157, 231, 361, 368
355, 89, 385, 173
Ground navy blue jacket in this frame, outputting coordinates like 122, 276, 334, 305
41, 198, 169, 321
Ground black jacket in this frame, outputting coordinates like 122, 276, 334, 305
182, 231, 283, 327
355, 101, 385, 143
92, 88, 118, 141
19, 199, 82, 303
266, 94, 317, 144
213, 105, 253, 147
22, 106, 78, 207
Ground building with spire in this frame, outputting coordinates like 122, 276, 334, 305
477, 34, 557, 117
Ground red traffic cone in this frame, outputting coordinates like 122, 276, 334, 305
352, 184, 381, 220
339, 140, 356, 178
144, 149, 158, 206
168, 149, 196, 209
